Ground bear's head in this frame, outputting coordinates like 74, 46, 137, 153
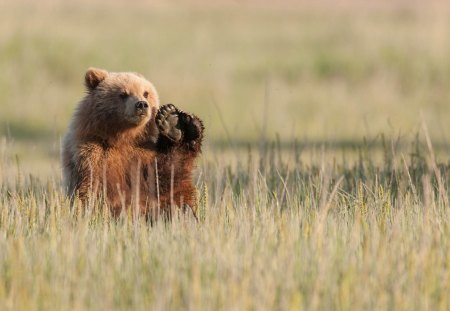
74, 67, 160, 142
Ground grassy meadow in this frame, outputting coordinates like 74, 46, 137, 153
1, 0, 450, 310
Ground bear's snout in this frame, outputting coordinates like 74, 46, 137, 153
135, 101, 149, 113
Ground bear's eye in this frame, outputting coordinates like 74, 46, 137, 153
120, 92, 129, 100
143, 91, 149, 99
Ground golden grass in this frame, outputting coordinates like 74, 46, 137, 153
1, 136, 450, 310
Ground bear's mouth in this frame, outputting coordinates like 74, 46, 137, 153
134, 111, 151, 123
137, 109, 151, 119
124, 112, 150, 126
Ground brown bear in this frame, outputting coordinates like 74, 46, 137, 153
62, 68, 204, 219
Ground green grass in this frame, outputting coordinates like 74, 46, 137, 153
1, 1, 450, 143
1, 0, 450, 310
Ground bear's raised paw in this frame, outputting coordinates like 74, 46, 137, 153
156, 104, 182, 142
156, 104, 203, 148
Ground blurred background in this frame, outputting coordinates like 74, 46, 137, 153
1, 0, 450, 177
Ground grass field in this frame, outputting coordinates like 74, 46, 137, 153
1, 0, 450, 310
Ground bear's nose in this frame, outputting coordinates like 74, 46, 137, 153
135, 101, 149, 110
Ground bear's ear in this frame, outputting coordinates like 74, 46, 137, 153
85, 67, 108, 91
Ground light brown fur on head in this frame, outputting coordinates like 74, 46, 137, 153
74, 68, 160, 144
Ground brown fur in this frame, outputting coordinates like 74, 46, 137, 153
62, 68, 204, 219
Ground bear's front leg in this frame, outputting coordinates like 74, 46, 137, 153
153, 104, 204, 219
155, 104, 204, 153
